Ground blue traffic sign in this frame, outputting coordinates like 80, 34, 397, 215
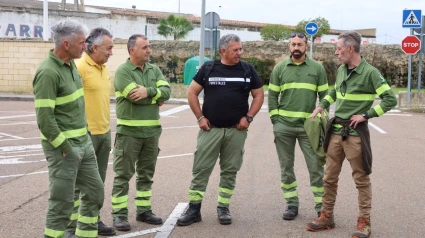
305, 22, 319, 35
402, 9, 422, 28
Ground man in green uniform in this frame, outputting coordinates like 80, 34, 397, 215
111, 34, 170, 231
66, 28, 115, 236
33, 19, 104, 238
306, 31, 397, 238
268, 32, 328, 220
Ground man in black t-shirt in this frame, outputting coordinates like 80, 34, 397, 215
177, 34, 264, 226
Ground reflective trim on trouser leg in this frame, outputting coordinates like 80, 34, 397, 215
135, 190, 152, 209
188, 189, 205, 203
218, 187, 234, 207
44, 228, 65, 238
75, 228, 98, 238
112, 195, 129, 210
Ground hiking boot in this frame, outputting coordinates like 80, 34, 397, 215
352, 217, 371, 238
217, 207, 232, 225
282, 206, 298, 220
113, 216, 131, 231
177, 203, 202, 226
64, 231, 76, 238
306, 210, 336, 232
136, 210, 163, 225
98, 220, 116, 236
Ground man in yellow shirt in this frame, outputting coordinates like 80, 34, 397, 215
66, 27, 115, 236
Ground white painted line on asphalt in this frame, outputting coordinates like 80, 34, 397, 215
383, 114, 412, 116
0, 114, 36, 120
0, 121, 37, 126
2, 149, 41, 154
155, 202, 188, 238
369, 122, 387, 134
159, 153, 193, 159
111, 228, 159, 238
0, 170, 47, 179
0, 158, 45, 164
0, 153, 44, 159
0, 137, 40, 142
0, 132, 24, 139
160, 105, 190, 116
0, 144, 42, 152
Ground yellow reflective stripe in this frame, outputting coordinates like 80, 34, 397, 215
281, 181, 298, 189
123, 83, 137, 98
78, 215, 98, 224
337, 92, 375, 101
314, 197, 323, 203
278, 110, 311, 118
137, 190, 152, 197
75, 228, 98, 238
376, 84, 391, 96
111, 195, 128, 203
35, 99, 56, 108
373, 104, 384, 116
63, 128, 87, 138
281, 82, 317, 91
44, 228, 65, 238
218, 196, 230, 204
311, 186, 324, 193
152, 88, 161, 104
55, 88, 84, 105
317, 84, 328, 92
117, 119, 160, 127
219, 187, 234, 195
135, 200, 151, 206
156, 80, 169, 87
115, 91, 124, 98
112, 202, 128, 209
269, 109, 279, 117
40, 132, 66, 148
189, 190, 205, 201
324, 95, 334, 104
74, 200, 80, 207
333, 124, 343, 128
284, 191, 298, 198
268, 83, 281, 92
70, 213, 78, 221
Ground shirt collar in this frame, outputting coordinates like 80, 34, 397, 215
286, 54, 311, 66
82, 52, 105, 69
126, 58, 153, 71
343, 56, 366, 75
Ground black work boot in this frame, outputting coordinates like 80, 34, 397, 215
64, 231, 76, 238
282, 206, 299, 220
136, 210, 163, 225
217, 206, 232, 225
113, 216, 131, 231
98, 220, 116, 236
177, 203, 202, 226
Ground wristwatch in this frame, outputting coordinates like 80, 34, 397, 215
362, 112, 369, 120
245, 115, 253, 123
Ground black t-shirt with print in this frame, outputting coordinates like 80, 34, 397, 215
193, 60, 262, 128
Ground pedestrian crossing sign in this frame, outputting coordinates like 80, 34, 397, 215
402, 10, 422, 28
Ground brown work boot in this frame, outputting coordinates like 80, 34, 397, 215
352, 217, 371, 238
306, 210, 335, 232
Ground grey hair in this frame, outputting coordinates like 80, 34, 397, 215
85, 28, 113, 53
127, 34, 148, 54
338, 31, 362, 53
218, 34, 241, 51
52, 19, 88, 47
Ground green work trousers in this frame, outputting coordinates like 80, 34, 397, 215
188, 128, 247, 208
111, 133, 160, 217
68, 130, 111, 231
273, 122, 324, 212
43, 137, 104, 238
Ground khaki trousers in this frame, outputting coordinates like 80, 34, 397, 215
322, 134, 372, 218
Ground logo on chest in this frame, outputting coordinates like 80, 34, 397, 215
209, 77, 226, 86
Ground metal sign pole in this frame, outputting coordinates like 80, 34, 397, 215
418, 15, 425, 92
408, 28, 413, 104
310, 35, 313, 58
199, 0, 206, 66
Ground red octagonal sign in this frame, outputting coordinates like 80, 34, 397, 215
401, 35, 421, 55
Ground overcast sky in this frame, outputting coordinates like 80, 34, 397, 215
60, 0, 424, 44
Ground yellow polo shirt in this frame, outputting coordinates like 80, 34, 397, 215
76, 53, 111, 135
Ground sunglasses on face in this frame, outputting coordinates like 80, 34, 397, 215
290, 32, 306, 38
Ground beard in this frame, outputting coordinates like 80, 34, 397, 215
291, 50, 305, 59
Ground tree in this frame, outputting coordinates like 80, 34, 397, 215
295, 17, 331, 41
260, 24, 292, 41
157, 14, 194, 40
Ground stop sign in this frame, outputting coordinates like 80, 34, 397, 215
401, 35, 421, 55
